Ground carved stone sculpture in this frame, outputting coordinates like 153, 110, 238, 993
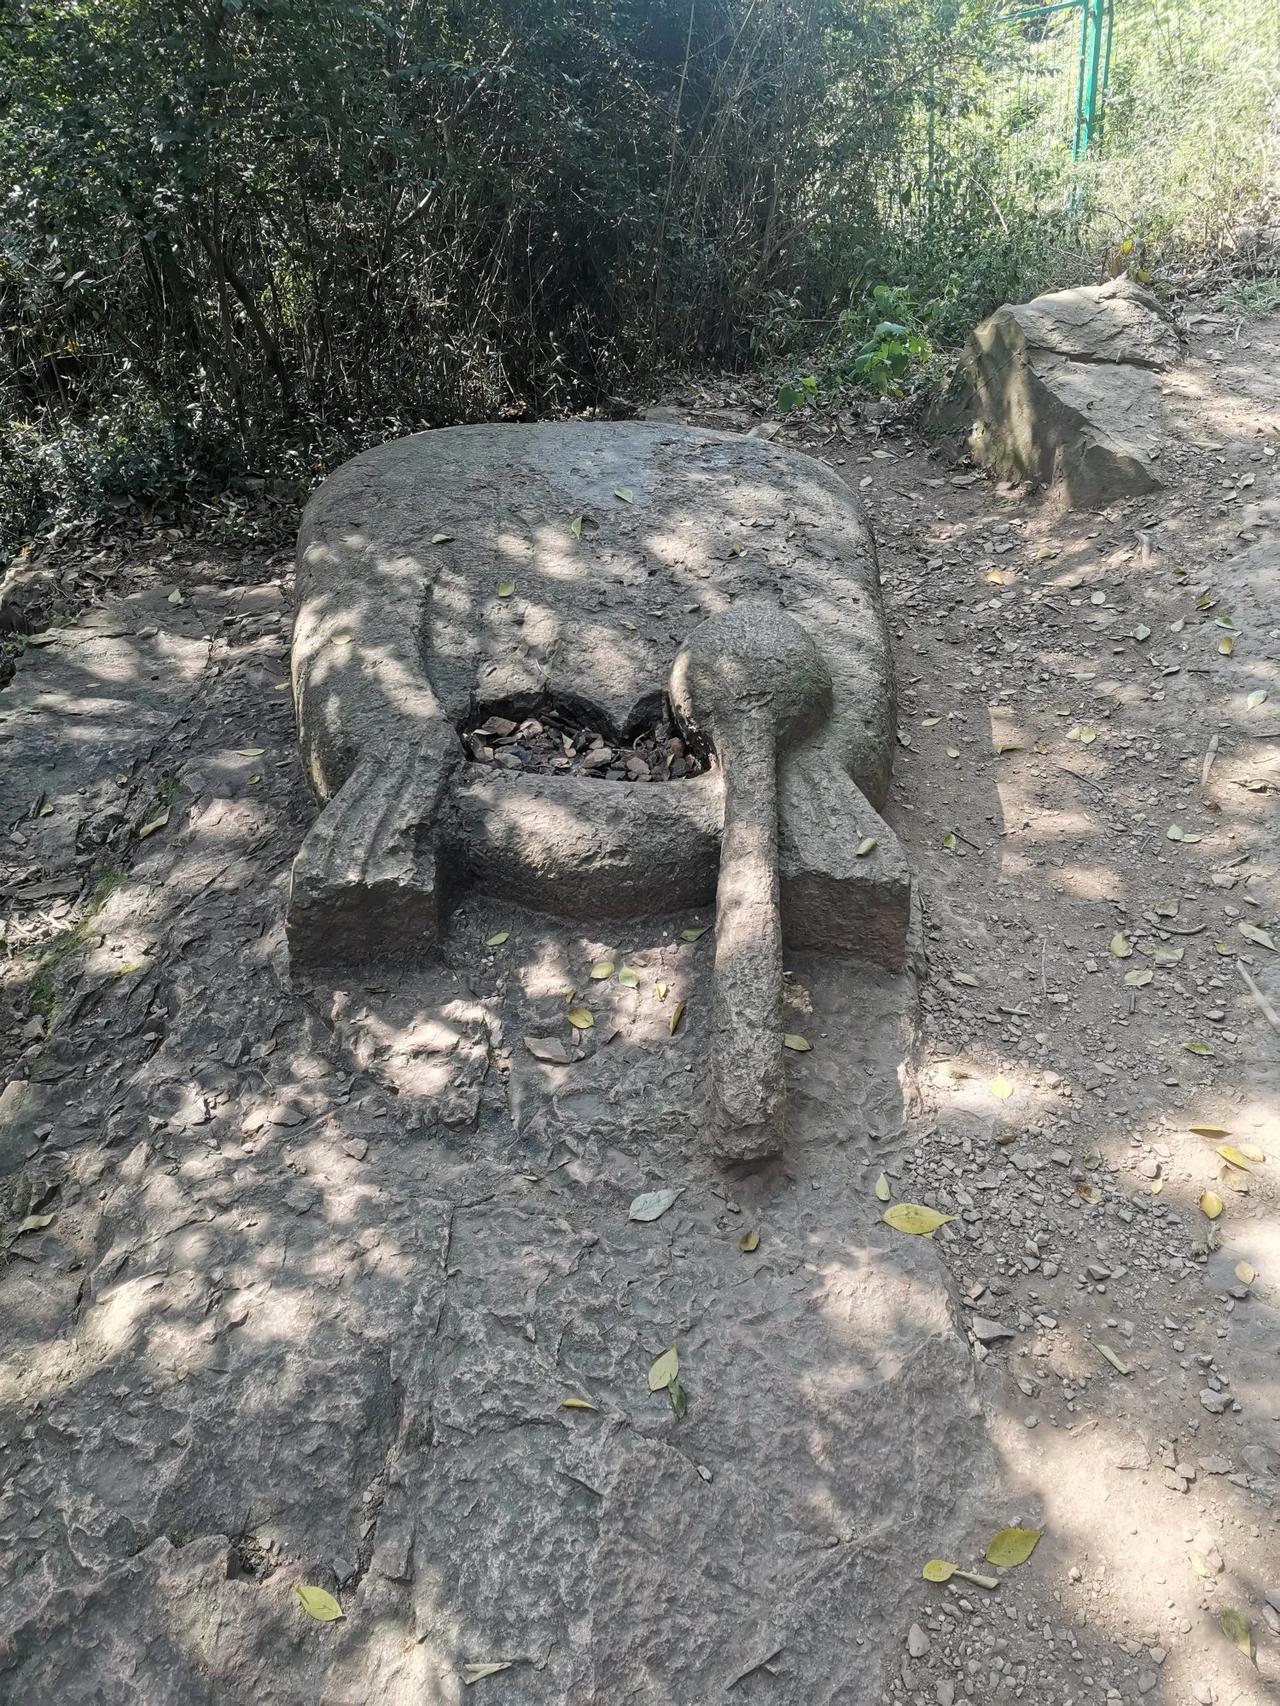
288, 422, 909, 1160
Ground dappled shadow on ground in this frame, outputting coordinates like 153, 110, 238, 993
0, 444, 982, 1703
802, 312, 1280, 1701
3, 327, 1278, 1700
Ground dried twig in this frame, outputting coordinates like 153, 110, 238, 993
1236, 962, 1280, 1036
1059, 765, 1110, 800
1200, 731, 1220, 789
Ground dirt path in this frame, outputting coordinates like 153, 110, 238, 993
0, 311, 1276, 1705
762, 309, 1279, 1705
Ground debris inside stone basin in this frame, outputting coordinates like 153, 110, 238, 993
462, 702, 710, 782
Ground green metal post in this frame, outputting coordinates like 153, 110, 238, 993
1098, 0, 1115, 143
1074, 0, 1109, 157
1072, 0, 1091, 158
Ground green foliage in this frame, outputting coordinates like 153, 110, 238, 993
0, 0, 1275, 547
776, 376, 818, 413
844, 286, 934, 397
1219, 278, 1280, 317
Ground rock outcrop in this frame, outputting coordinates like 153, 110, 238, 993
933, 277, 1182, 507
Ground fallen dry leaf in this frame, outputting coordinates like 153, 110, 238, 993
629, 1187, 682, 1223
648, 1346, 678, 1391
883, 1203, 954, 1237
295, 1585, 343, 1622
984, 1527, 1042, 1569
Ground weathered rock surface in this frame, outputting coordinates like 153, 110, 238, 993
932, 277, 1182, 506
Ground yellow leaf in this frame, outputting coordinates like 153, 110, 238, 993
681, 925, 710, 942
137, 810, 170, 839
567, 1008, 594, 1030
855, 836, 878, 856
922, 1559, 954, 1582
655, 981, 668, 1000
952, 970, 978, 987
614, 487, 634, 502
463, 1662, 513, 1685
590, 961, 614, 980
1218, 634, 1234, 655
431, 532, 453, 544
1188, 1123, 1229, 1136
783, 1033, 812, 1052
496, 581, 515, 598
233, 747, 265, 757
1220, 1164, 1249, 1193
883, 1202, 954, 1237
1200, 1190, 1224, 1220
1109, 932, 1131, 959
1096, 1342, 1131, 1376
1124, 968, 1153, 987
984, 1526, 1042, 1568
1149, 1174, 1164, 1195
874, 1173, 891, 1202
562, 1397, 597, 1412
569, 515, 584, 538
738, 1229, 760, 1253
648, 1346, 678, 1391
617, 966, 639, 987
1075, 1182, 1102, 1205
1239, 922, 1276, 952
485, 930, 509, 946
1216, 1145, 1254, 1170
1234, 1262, 1255, 1285
669, 1001, 685, 1035
1238, 1143, 1265, 1163
295, 1584, 343, 1622
990, 1076, 1015, 1100
1219, 1608, 1251, 1659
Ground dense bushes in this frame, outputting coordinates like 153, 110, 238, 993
1, 0, 1277, 552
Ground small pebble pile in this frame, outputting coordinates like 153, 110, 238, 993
463, 705, 708, 782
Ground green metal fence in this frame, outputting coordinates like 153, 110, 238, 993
1010, 0, 1115, 159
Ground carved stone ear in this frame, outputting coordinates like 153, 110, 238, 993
778, 752, 910, 969
286, 742, 456, 972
